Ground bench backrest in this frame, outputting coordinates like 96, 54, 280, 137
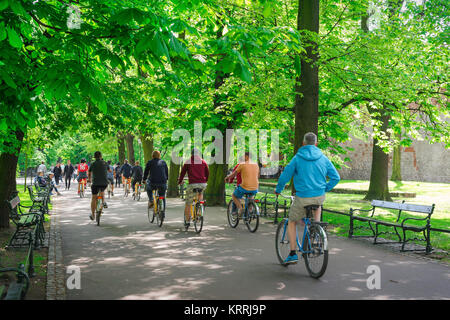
371, 200, 434, 215
6, 196, 21, 219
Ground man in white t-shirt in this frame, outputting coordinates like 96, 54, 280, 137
37, 161, 47, 174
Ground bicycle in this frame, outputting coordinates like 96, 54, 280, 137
79, 178, 87, 198
123, 177, 131, 198
184, 188, 205, 233
133, 182, 142, 201
227, 192, 260, 233
95, 193, 104, 226
275, 200, 329, 279
148, 188, 165, 227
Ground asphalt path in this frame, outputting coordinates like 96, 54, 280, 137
49, 182, 449, 300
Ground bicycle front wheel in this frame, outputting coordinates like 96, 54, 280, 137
275, 218, 290, 266
148, 202, 155, 223
245, 202, 259, 233
194, 204, 204, 234
303, 224, 328, 279
227, 200, 239, 228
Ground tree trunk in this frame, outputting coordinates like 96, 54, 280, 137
117, 132, 126, 164
204, 22, 230, 206
0, 130, 25, 229
125, 133, 135, 165
391, 132, 402, 181
364, 112, 392, 201
294, 0, 320, 155
167, 160, 180, 198
141, 133, 153, 165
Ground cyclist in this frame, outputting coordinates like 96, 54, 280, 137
131, 160, 143, 197
225, 156, 243, 214
106, 160, 115, 196
88, 151, 111, 220
224, 152, 259, 217
77, 159, 89, 195
275, 132, 340, 264
177, 148, 209, 228
120, 159, 132, 191
143, 150, 168, 209
114, 162, 121, 187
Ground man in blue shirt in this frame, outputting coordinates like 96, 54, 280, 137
275, 132, 340, 264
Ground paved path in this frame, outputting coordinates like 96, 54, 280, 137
49, 182, 449, 300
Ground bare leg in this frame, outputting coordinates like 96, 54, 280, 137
184, 204, 190, 223
232, 194, 242, 213
313, 207, 322, 222
91, 194, 97, 219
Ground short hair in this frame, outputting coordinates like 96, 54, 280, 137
80, 158, 86, 163
135, 161, 140, 165
94, 151, 102, 159
303, 132, 317, 145
124, 159, 128, 163
152, 150, 161, 159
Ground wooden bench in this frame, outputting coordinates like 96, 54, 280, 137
0, 231, 35, 300
349, 200, 435, 253
27, 185, 50, 216
6, 195, 45, 248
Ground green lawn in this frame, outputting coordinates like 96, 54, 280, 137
227, 180, 450, 252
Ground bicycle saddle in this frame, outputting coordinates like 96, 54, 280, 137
304, 205, 320, 211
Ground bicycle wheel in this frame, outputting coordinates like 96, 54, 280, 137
227, 200, 239, 228
123, 185, 128, 198
194, 203, 204, 234
184, 211, 190, 231
303, 224, 328, 279
137, 189, 141, 201
96, 201, 102, 226
156, 198, 165, 227
245, 201, 259, 233
275, 218, 290, 266
148, 202, 155, 223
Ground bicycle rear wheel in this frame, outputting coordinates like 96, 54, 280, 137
303, 224, 328, 278
245, 202, 259, 233
148, 203, 155, 223
156, 198, 165, 227
227, 200, 239, 228
194, 204, 204, 234
275, 218, 290, 266
96, 201, 102, 226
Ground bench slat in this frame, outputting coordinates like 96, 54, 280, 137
371, 200, 433, 214
10, 196, 20, 209
4, 283, 25, 300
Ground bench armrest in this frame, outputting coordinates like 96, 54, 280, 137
401, 216, 429, 227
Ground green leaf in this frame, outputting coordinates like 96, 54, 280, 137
0, 0, 8, 11
234, 63, 252, 83
0, 22, 6, 41
0, 70, 17, 89
294, 55, 301, 76
7, 27, 22, 48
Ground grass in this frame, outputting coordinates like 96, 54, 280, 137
0, 184, 49, 299
227, 179, 450, 256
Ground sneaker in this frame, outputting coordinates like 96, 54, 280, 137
103, 202, 108, 209
89, 214, 94, 221
111, 192, 114, 196
284, 254, 298, 265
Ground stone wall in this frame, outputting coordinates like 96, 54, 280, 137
338, 138, 450, 183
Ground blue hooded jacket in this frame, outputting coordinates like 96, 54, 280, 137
276, 145, 340, 198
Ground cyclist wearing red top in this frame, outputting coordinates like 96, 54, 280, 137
77, 159, 89, 194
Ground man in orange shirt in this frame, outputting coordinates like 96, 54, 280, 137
225, 152, 259, 216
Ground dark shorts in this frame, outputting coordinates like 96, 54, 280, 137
91, 185, 107, 195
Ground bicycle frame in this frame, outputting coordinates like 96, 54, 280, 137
280, 218, 315, 254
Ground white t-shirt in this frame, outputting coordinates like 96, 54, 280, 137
37, 164, 46, 173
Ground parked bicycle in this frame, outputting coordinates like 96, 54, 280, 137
275, 199, 329, 278
227, 192, 260, 233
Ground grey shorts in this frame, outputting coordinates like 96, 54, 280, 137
289, 195, 325, 222
185, 183, 207, 203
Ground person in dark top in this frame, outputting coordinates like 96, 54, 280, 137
87, 151, 111, 221
143, 150, 168, 209
53, 163, 62, 186
114, 162, 121, 187
131, 161, 143, 196
120, 159, 132, 189
63, 160, 75, 190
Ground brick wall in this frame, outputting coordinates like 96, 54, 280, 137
338, 138, 450, 183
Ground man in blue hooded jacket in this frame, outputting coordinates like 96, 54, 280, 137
275, 132, 340, 264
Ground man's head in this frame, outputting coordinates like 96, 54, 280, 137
107, 160, 111, 165
152, 150, 161, 159
124, 159, 128, 164
94, 151, 102, 160
80, 158, 86, 163
135, 161, 140, 166
41, 161, 44, 164
67, 160, 71, 164
38, 171, 43, 177
303, 132, 318, 146
244, 151, 251, 162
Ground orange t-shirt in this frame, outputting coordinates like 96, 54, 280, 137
236, 162, 259, 191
